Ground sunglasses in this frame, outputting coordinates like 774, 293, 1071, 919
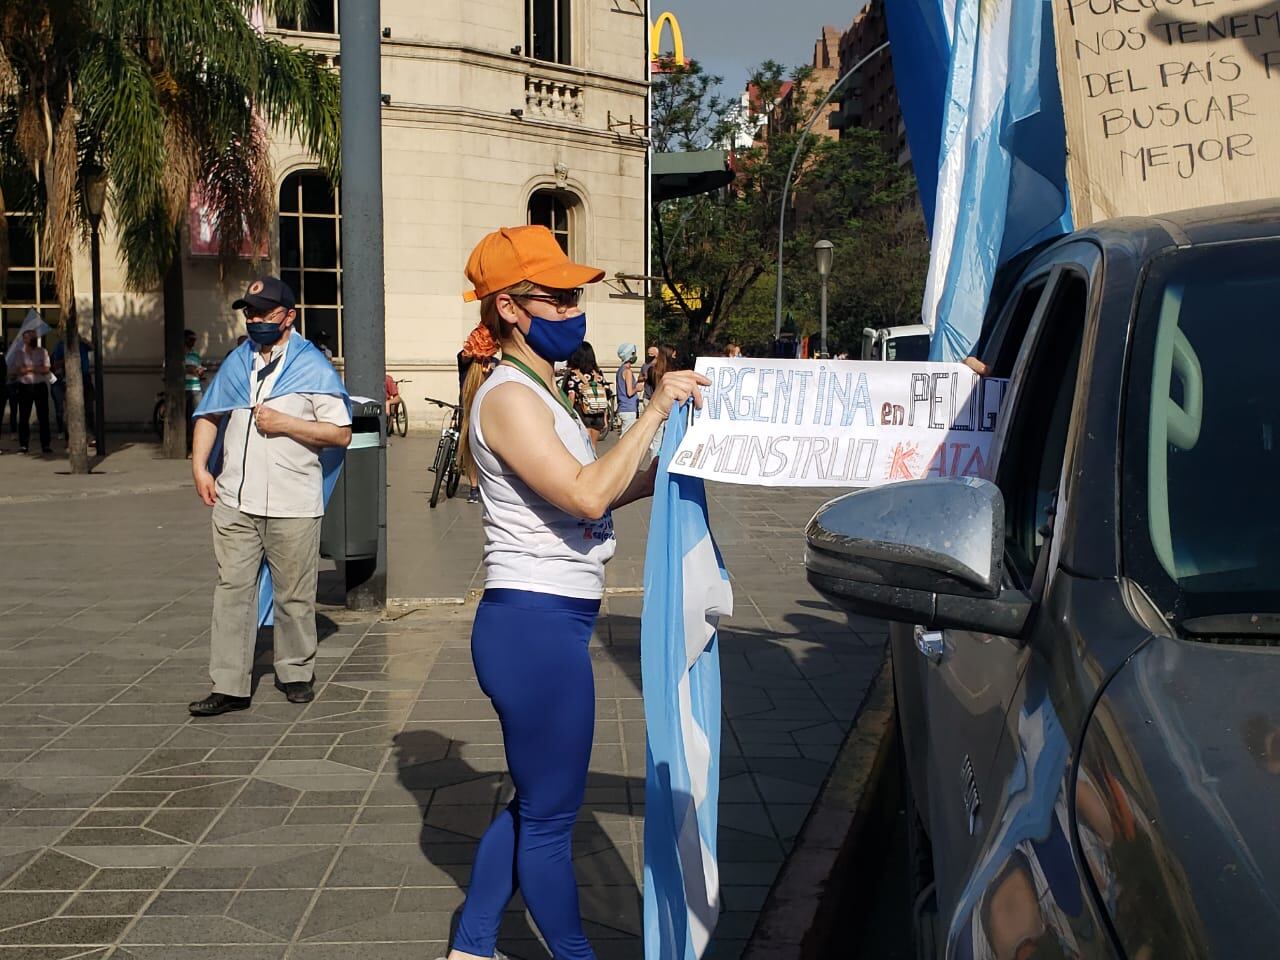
242, 306, 282, 321
514, 288, 583, 311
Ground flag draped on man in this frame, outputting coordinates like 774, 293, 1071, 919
193, 331, 350, 627
910, 0, 1072, 361
642, 406, 733, 959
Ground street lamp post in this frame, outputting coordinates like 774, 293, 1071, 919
83, 171, 108, 456
775, 40, 889, 339
814, 239, 833, 358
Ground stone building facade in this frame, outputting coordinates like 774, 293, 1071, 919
7, 0, 650, 430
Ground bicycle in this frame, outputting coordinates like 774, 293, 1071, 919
387, 379, 411, 438
424, 395, 463, 508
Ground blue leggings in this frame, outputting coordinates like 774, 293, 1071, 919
453, 589, 600, 960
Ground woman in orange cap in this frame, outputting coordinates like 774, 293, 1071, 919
443, 226, 708, 960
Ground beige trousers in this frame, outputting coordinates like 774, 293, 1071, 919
209, 501, 322, 698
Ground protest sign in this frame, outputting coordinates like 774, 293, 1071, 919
668, 358, 1008, 488
1053, 0, 1280, 226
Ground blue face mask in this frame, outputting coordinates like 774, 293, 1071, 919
246, 321, 285, 346
524, 312, 586, 363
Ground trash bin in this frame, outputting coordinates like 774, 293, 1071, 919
320, 400, 384, 564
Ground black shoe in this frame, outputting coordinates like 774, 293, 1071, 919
19, 446, 27, 454
188, 692, 252, 716
40, 447, 52, 455
280, 680, 314, 704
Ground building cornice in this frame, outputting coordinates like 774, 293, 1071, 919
382, 103, 648, 151
268, 29, 649, 97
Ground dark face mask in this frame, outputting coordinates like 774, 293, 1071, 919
246, 321, 285, 346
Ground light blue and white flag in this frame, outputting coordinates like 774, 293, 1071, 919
642, 405, 733, 959
884, 0, 956, 233
194, 330, 350, 627
924, 0, 1072, 361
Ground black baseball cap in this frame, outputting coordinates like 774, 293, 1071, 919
232, 275, 296, 313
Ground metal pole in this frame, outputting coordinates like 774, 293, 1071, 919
820, 275, 828, 358
339, 0, 388, 610
774, 41, 889, 339
90, 222, 107, 456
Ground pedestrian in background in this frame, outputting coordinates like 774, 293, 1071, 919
640, 343, 658, 405
51, 337, 94, 440
187, 276, 352, 717
725, 341, 742, 358
562, 341, 609, 449
615, 342, 640, 434
6, 318, 53, 455
645, 345, 674, 460
184, 329, 206, 455
445, 224, 708, 960
457, 323, 500, 503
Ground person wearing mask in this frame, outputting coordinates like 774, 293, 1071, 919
561, 341, 610, 450
614, 343, 640, 434
444, 225, 707, 960
188, 276, 352, 717
6, 316, 53, 454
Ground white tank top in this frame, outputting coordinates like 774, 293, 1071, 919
471, 364, 617, 599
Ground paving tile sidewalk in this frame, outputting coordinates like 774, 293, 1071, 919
0, 437, 886, 959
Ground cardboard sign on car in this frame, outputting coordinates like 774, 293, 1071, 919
1052, 0, 1280, 225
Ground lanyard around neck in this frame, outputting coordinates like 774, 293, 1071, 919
502, 356, 578, 422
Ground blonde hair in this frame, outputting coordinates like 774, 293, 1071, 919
457, 280, 537, 476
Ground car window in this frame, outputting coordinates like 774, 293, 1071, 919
995, 272, 1087, 587
1123, 241, 1280, 621
982, 277, 1049, 378
886, 334, 931, 362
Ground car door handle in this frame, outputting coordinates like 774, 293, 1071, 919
915, 626, 944, 663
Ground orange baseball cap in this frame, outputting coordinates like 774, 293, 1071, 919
464, 225, 605, 302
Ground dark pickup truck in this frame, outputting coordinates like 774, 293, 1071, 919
806, 200, 1280, 959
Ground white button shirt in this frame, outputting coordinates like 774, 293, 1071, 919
215, 337, 351, 518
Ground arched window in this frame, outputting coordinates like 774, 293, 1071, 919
2, 212, 59, 347
527, 0, 571, 64
279, 171, 343, 356
527, 189, 575, 255
278, 0, 338, 34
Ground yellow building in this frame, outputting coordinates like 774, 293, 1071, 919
5, 1, 652, 430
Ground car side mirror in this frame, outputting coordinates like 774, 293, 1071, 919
805, 477, 1032, 636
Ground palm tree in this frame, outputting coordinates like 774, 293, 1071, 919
0, 0, 340, 471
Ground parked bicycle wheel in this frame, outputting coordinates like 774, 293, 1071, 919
392, 399, 408, 437
429, 432, 456, 509
445, 458, 461, 499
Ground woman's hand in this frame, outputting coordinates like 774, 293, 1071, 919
646, 370, 711, 421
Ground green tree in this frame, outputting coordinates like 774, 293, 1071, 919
649, 56, 929, 360
0, 1, 340, 471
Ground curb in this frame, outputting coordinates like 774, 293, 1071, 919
742, 652, 896, 960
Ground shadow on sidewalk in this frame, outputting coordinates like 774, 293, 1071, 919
392, 727, 646, 960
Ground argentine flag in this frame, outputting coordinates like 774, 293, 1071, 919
642, 405, 733, 959
883, 0, 955, 232
923, 0, 1072, 361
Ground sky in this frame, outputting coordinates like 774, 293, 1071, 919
652, 0, 868, 95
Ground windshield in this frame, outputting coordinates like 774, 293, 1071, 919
1123, 241, 1280, 624
885, 334, 931, 362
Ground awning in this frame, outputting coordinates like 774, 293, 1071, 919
652, 149, 734, 202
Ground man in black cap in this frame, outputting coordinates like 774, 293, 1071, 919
188, 276, 352, 716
